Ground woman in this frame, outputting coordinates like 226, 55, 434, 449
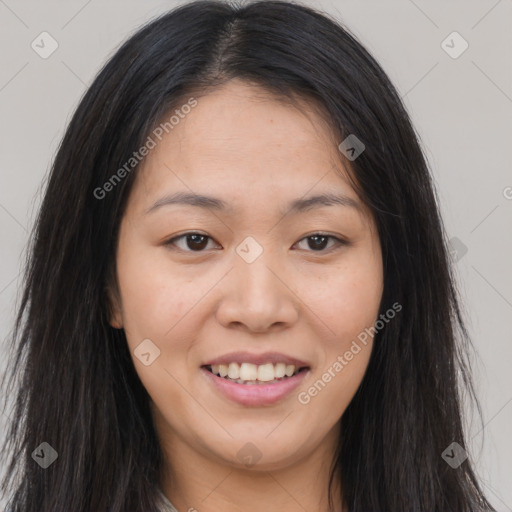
0, 1, 496, 511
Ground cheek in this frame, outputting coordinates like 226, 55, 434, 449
116, 255, 198, 410
297, 274, 379, 419
299, 252, 383, 341
298, 252, 382, 415
115, 243, 196, 342
295, 248, 382, 403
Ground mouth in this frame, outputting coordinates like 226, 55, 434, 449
200, 361, 311, 406
202, 362, 309, 385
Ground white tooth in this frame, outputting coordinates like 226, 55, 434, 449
228, 362, 240, 379
211, 364, 220, 375
257, 363, 276, 382
218, 364, 229, 377
284, 364, 296, 377
274, 363, 286, 378
239, 363, 258, 381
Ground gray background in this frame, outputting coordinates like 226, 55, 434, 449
0, 0, 511, 510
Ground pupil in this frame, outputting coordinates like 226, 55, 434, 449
188, 234, 208, 250
309, 235, 327, 250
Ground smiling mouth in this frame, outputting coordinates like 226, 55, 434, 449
203, 362, 309, 385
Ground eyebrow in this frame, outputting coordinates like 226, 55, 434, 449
145, 190, 362, 216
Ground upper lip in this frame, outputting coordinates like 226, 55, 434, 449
202, 351, 310, 368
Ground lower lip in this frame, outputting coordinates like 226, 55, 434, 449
201, 367, 309, 406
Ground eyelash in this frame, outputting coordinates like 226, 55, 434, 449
164, 231, 349, 254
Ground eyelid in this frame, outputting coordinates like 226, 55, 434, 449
164, 231, 221, 252
293, 232, 349, 252
164, 231, 349, 253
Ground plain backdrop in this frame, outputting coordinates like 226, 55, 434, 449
0, 0, 511, 510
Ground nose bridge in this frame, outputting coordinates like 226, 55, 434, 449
215, 234, 298, 331
234, 235, 283, 303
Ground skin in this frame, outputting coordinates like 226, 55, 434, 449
109, 79, 383, 512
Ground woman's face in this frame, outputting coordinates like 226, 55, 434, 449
111, 80, 383, 472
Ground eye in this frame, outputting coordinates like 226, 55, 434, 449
164, 232, 221, 252
293, 233, 348, 252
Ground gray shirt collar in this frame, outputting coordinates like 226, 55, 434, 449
156, 487, 179, 512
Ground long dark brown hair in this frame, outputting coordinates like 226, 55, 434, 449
0, 1, 495, 510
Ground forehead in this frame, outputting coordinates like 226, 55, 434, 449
129, 80, 370, 221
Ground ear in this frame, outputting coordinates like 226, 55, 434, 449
109, 301, 123, 329
105, 269, 124, 329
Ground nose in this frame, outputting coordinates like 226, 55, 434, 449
215, 246, 300, 333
